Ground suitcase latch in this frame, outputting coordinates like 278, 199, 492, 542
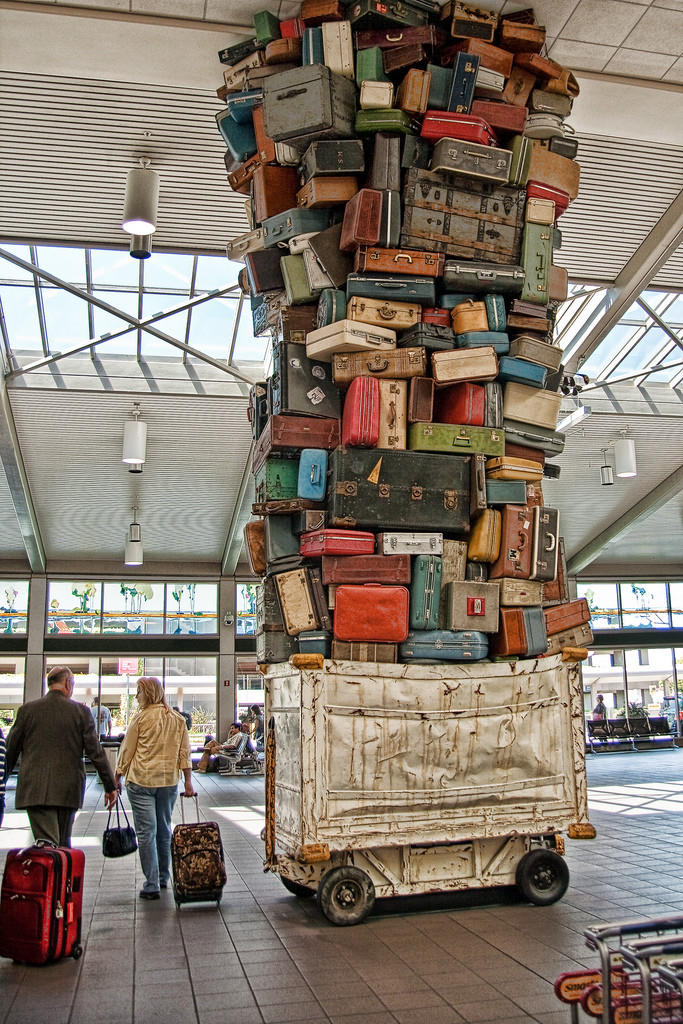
411, 486, 422, 501
467, 597, 485, 616
443, 489, 457, 510
379, 484, 391, 499
336, 481, 357, 497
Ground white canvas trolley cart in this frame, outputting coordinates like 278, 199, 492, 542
262, 651, 594, 926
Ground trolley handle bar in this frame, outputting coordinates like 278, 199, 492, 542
585, 914, 683, 949
619, 935, 683, 967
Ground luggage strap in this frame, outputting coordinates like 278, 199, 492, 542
180, 794, 201, 824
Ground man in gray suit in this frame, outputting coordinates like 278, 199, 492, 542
5, 665, 120, 847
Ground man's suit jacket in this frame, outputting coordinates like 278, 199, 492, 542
5, 690, 116, 809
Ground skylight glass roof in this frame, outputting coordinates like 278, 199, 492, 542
1, 244, 681, 394
0, 244, 270, 380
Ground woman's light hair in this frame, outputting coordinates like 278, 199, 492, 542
136, 676, 168, 709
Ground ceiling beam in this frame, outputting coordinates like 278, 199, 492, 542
567, 463, 683, 575
563, 187, 683, 375
0, 377, 46, 571
221, 442, 255, 578
0, 248, 256, 386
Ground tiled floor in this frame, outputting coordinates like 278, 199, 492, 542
3, 748, 683, 1024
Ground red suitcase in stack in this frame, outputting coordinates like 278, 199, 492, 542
422, 308, 452, 328
342, 376, 380, 447
321, 554, 411, 584
333, 584, 410, 642
300, 528, 375, 557
434, 382, 485, 426
420, 113, 498, 146
0, 842, 85, 964
543, 598, 591, 636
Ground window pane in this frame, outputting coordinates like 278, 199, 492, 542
233, 300, 269, 363
42, 287, 90, 348
46, 581, 101, 634
0, 580, 29, 635
2, 284, 43, 351
583, 648, 626, 720
671, 584, 683, 627
102, 582, 164, 635
620, 582, 670, 629
236, 584, 257, 635
625, 648, 675, 720
165, 584, 217, 635
142, 253, 194, 291
0, 245, 33, 280
194, 255, 239, 293
158, 656, 217, 743
90, 249, 140, 288
36, 246, 86, 285
106, 657, 143, 735
187, 294, 240, 360
0, 657, 25, 731
577, 582, 619, 629
92, 290, 140, 343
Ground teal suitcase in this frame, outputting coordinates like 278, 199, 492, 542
317, 288, 347, 328
254, 454, 300, 503
455, 331, 509, 354
302, 26, 324, 65
401, 135, 431, 170
426, 63, 453, 111
520, 222, 552, 305
485, 479, 528, 505
215, 110, 257, 163
346, 273, 436, 305
410, 555, 442, 630
484, 294, 506, 331
439, 292, 476, 309
399, 629, 489, 662
408, 422, 505, 457
355, 109, 421, 136
497, 357, 547, 388
297, 449, 328, 501
356, 45, 389, 86
262, 208, 332, 247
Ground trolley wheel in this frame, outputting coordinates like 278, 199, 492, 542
71, 944, 83, 960
317, 866, 375, 926
280, 875, 315, 899
515, 849, 569, 906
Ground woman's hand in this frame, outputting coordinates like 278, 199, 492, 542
183, 781, 195, 798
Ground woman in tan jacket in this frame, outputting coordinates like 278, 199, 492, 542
115, 677, 194, 900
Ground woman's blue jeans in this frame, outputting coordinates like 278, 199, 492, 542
127, 782, 178, 893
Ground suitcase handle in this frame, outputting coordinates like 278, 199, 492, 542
544, 534, 556, 553
392, 253, 413, 264
366, 358, 390, 371
180, 794, 201, 824
377, 306, 396, 321
310, 464, 321, 484
385, 32, 404, 41
452, 435, 472, 448
276, 87, 307, 100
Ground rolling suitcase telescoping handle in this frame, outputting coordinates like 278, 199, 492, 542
180, 793, 201, 824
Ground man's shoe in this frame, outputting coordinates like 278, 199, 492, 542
139, 890, 160, 900
160, 882, 168, 889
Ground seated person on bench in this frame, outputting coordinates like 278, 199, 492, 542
195, 722, 247, 773
217, 725, 261, 776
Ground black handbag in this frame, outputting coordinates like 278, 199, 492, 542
102, 796, 138, 858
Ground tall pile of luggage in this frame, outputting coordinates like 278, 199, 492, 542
217, 0, 594, 667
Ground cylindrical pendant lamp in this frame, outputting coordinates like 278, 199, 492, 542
122, 160, 159, 235
614, 437, 637, 478
130, 234, 153, 259
125, 515, 143, 566
122, 404, 147, 465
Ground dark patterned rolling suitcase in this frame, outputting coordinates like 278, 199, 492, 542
171, 796, 227, 906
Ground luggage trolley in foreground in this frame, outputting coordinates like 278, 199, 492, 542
554, 914, 683, 1024
262, 651, 594, 926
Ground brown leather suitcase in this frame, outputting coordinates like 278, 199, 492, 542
525, 481, 545, 508
451, 299, 489, 334
383, 42, 426, 75
528, 144, 580, 200
265, 37, 303, 64
340, 188, 383, 253
227, 153, 262, 195
449, 1, 498, 42
332, 347, 427, 387
274, 568, 320, 636
408, 376, 435, 422
431, 347, 499, 385
501, 67, 537, 107
497, 20, 546, 54
277, 304, 319, 343
505, 441, 546, 466
244, 520, 266, 576
252, 165, 300, 224
252, 415, 340, 474
514, 52, 562, 80
253, 102, 277, 165
300, 0, 345, 24
488, 504, 534, 580
354, 25, 445, 50
543, 597, 591, 636
377, 378, 408, 450
549, 264, 569, 301
354, 246, 444, 277
321, 554, 411, 584
489, 606, 547, 658
396, 69, 431, 115
447, 39, 513, 78
470, 99, 528, 136
347, 296, 421, 332
296, 176, 359, 209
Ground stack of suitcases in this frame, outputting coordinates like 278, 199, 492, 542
219, 0, 593, 667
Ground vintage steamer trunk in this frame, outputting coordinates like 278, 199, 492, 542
327, 446, 470, 532
401, 168, 524, 263
265, 654, 591, 902
262, 64, 357, 150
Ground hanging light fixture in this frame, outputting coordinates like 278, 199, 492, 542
129, 234, 153, 259
125, 506, 143, 566
122, 156, 160, 235
122, 403, 147, 466
600, 449, 614, 486
614, 430, 637, 478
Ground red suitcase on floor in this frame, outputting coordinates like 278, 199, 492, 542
333, 583, 410, 642
342, 375, 380, 447
0, 842, 85, 964
420, 112, 498, 146
321, 553, 411, 584
434, 382, 485, 426
300, 528, 376, 557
